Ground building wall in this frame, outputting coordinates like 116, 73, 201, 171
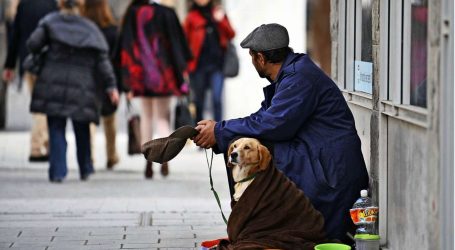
331, 0, 453, 249
386, 120, 428, 249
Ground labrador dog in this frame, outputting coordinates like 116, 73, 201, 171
227, 138, 271, 201
220, 137, 327, 249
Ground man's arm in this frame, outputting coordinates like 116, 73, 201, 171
193, 99, 268, 149
214, 77, 318, 153
3, 1, 23, 81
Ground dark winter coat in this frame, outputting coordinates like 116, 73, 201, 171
118, 2, 192, 97
100, 25, 120, 117
214, 53, 369, 241
3, 0, 57, 76
27, 12, 116, 124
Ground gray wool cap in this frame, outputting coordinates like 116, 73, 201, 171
240, 23, 289, 51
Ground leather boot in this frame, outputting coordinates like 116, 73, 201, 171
145, 162, 153, 179
160, 162, 169, 177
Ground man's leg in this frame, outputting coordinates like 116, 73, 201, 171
103, 113, 119, 169
190, 70, 208, 122
72, 119, 93, 180
30, 113, 49, 160
47, 116, 68, 181
89, 123, 96, 166
27, 74, 49, 161
210, 71, 224, 122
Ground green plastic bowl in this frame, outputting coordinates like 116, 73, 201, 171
314, 243, 352, 250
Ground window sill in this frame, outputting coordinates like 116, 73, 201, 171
342, 90, 373, 110
381, 101, 428, 128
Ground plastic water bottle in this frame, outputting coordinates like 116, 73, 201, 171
350, 190, 377, 234
350, 190, 380, 250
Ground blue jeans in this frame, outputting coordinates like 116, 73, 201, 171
190, 68, 224, 122
47, 116, 93, 180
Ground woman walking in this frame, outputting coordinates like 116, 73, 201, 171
184, 0, 235, 122
118, 0, 192, 179
27, 0, 119, 182
82, 0, 124, 170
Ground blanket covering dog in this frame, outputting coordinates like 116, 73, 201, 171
217, 163, 327, 250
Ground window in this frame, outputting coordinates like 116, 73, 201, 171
360, 0, 373, 62
409, 0, 428, 107
353, 0, 373, 94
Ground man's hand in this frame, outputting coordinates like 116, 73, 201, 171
126, 91, 134, 101
213, 6, 225, 22
193, 120, 217, 149
108, 89, 120, 105
2, 69, 15, 82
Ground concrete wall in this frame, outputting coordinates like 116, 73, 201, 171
386, 120, 428, 249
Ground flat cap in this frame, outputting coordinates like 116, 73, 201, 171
240, 23, 289, 51
141, 126, 199, 164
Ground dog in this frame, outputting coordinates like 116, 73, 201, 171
227, 138, 272, 201
219, 138, 327, 249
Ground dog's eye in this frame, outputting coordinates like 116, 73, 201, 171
244, 145, 250, 150
233, 144, 237, 148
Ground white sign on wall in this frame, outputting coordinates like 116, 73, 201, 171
354, 60, 373, 94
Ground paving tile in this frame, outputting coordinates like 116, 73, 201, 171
158, 231, 195, 239
87, 234, 125, 240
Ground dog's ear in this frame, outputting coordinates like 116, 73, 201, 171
258, 144, 271, 171
227, 143, 235, 168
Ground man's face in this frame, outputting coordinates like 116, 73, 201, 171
249, 50, 267, 78
194, 0, 211, 7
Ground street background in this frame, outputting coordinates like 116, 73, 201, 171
0, 1, 308, 249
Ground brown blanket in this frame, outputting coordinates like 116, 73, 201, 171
218, 164, 327, 250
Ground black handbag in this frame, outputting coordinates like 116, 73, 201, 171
174, 96, 194, 129
127, 101, 141, 155
223, 42, 239, 78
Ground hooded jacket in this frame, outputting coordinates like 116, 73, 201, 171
27, 12, 116, 124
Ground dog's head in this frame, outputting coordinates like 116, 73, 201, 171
227, 138, 272, 176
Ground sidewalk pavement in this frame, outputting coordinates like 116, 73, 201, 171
0, 131, 232, 250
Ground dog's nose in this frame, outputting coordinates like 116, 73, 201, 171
230, 152, 238, 160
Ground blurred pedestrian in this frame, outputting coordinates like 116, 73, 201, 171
27, 0, 119, 182
82, 0, 125, 170
4, 0, 19, 46
117, 0, 192, 179
183, 0, 235, 122
2, 0, 57, 162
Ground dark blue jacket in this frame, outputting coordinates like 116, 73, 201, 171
214, 53, 369, 241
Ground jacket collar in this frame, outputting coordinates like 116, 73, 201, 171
267, 52, 300, 84
262, 52, 301, 107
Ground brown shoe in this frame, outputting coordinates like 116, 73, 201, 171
145, 162, 153, 179
160, 162, 169, 177
106, 157, 119, 170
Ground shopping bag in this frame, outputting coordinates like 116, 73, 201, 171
174, 96, 194, 129
127, 101, 141, 155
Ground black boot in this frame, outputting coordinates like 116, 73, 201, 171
145, 162, 153, 179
